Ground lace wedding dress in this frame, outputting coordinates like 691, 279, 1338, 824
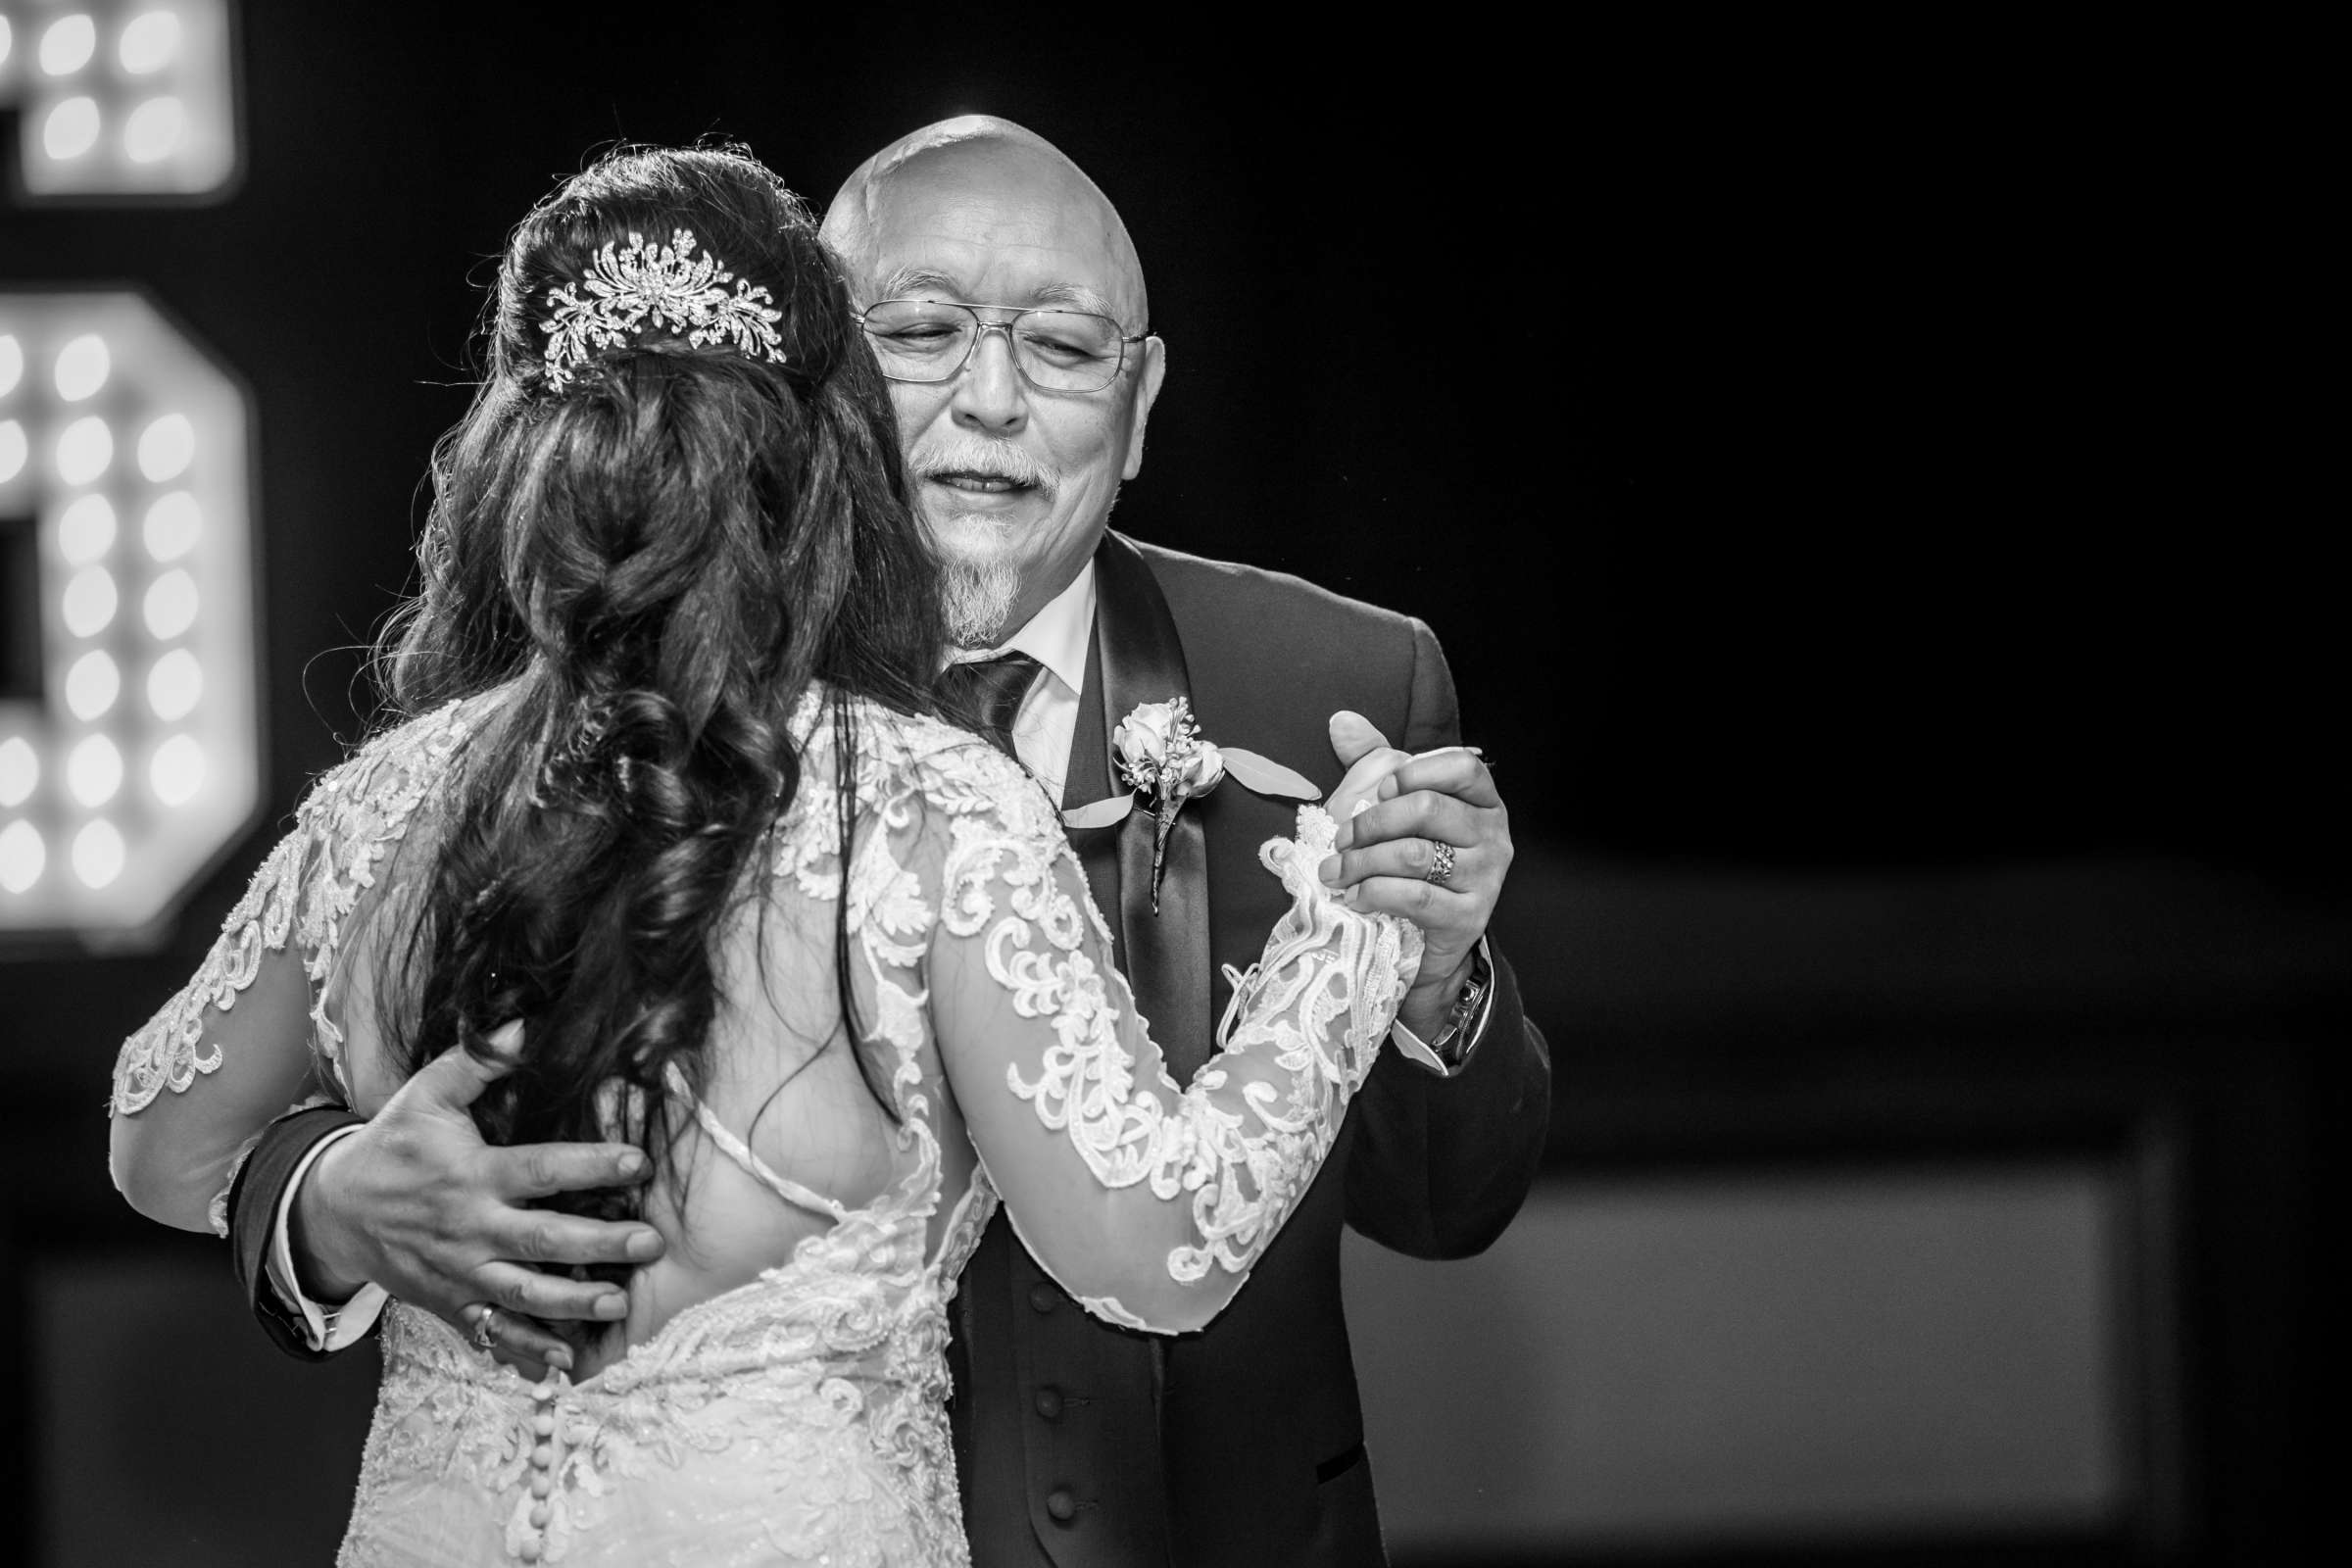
110, 687, 1420, 1566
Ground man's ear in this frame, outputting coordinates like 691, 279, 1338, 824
1121, 336, 1169, 481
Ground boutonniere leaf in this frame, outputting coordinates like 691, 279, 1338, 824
1215, 748, 1319, 802
1061, 794, 1138, 831
1063, 697, 1322, 913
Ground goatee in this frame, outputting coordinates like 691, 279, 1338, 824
940, 551, 1023, 648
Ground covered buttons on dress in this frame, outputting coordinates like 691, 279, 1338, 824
513, 1369, 564, 1562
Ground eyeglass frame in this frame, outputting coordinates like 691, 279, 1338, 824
852, 298, 1153, 393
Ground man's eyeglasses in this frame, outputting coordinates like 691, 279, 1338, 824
855, 299, 1150, 394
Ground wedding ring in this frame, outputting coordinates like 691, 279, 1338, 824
1426, 842, 1457, 886
471, 1303, 502, 1350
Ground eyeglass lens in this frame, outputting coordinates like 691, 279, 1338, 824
860, 301, 1126, 391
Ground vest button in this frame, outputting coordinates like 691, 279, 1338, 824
1046, 1488, 1078, 1523
1034, 1386, 1064, 1420
1028, 1283, 1057, 1314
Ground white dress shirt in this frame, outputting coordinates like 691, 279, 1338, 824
946, 561, 1097, 808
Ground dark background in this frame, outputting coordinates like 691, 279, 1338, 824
2, 10, 2337, 1565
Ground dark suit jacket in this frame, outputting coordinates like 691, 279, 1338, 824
226, 532, 1553, 1568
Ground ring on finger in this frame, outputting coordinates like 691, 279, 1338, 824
470, 1302, 502, 1350
1426, 841, 1457, 886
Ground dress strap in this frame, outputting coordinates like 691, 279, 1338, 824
662, 1064, 851, 1223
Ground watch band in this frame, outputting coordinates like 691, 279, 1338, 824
1424, 941, 1493, 1063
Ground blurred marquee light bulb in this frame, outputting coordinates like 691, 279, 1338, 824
43, 97, 103, 161
138, 415, 196, 482
66, 649, 122, 720
147, 648, 203, 720
39, 14, 98, 76
57, 415, 114, 485
0, 737, 38, 808
124, 97, 187, 164
144, 567, 199, 639
58, 494, 118, 564
69, 734, 124, 808
2, 283, 257, 930
142, 490, 201, 560
62, 565, 119, 637
54, 334, 111, 402
74, 819, 126, 889
0, 821, 46, 895
151, 734, 206, 806
119, 11, 184, 74
0, 16, 13, 71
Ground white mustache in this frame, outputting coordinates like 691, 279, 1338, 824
909, 434, 1054, 494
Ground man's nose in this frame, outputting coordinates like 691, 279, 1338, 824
950, 324, 1028, 435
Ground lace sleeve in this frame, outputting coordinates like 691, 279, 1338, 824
107, 825, 331, 1236
108, 698, 477, 1236
926, 761, 1422, 1335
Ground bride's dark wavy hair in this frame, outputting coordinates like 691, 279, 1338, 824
376, 145, 942, 1267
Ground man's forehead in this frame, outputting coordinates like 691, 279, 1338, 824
877, 264, 1119, 318
840, 131, 1148, 322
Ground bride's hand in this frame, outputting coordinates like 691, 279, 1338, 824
1322, 710, 1413, 831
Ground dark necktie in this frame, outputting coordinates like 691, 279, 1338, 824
937, 652, 1042, 761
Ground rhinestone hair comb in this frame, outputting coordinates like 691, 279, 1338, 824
539, 228, 786, 389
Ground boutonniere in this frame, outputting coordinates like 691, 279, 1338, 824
1062, 697, 1320, 912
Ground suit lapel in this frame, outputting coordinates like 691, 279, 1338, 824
1061, 620, 1121, 942
1065, 532, 1214, 1080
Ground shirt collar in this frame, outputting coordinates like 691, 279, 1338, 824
947, 561, 1096, 698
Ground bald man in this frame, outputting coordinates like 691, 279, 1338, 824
224, 121, 1551, 1568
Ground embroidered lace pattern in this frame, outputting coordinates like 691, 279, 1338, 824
114, 688, 1416, 1564
112, 699, 475, 1117
342, 1164, 994, 1567
936, 772, 1418, 1326
110, 829, 302, 1116
111, 699, 478, 1233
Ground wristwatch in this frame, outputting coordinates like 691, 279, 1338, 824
1424, 940, 1493, 1066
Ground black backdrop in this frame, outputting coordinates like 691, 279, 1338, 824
9, 13, 2334, 871
1, 10, 2336, 1564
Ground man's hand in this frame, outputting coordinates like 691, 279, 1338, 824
292, 1023, 662, 1370
1320, 711, 1513, 1039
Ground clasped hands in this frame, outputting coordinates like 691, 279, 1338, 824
1320, 711, 1512, 1043
298, 711, 1510, 1362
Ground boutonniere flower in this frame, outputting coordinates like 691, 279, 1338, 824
1063, 697, 1320, 912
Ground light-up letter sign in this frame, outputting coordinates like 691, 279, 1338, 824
0, 2, 238, 199
0, 290, 258, 939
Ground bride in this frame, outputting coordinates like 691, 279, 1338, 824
107, 146, 1420, 1566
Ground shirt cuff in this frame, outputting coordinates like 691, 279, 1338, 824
1390, 938, 1496, 1077
267, 1122, 388, 1351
